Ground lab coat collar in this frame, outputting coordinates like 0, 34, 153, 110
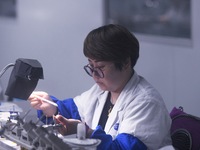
91, 90, 109, 129
104, 70, 140, 133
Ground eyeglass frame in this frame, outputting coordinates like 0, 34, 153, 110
83, 64, 104, 78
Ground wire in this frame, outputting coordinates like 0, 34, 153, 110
0, 63, 15, 78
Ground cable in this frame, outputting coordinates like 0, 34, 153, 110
0, 63, 15, 78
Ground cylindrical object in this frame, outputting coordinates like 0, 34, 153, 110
77, 122, 86, 140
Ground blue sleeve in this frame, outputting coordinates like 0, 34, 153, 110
37, 96, 81, 124
91, 126, 147, 150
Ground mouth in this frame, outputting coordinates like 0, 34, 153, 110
96, 81, 103, 85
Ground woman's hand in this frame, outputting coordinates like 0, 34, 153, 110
54, 115, 81, 135
28, 91, 57, 117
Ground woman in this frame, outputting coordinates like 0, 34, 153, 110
29, 24, 172, 150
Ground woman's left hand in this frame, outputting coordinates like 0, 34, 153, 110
53, 115, 81, 135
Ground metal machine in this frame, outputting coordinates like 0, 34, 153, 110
0, 109, 100, 150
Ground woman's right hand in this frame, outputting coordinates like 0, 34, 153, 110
28, 91, 57, 117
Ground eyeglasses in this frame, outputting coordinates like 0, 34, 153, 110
84, 64, 104, 78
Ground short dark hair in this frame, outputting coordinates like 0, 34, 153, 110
83, 24, 139, 70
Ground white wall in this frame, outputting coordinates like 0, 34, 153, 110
0, 0, 102, 98
1, 0, 200, 117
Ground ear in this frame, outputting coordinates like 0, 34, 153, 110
123, 57, 131, 69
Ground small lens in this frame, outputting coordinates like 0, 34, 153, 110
95, 69, 104, 78
84, 65, 104, 78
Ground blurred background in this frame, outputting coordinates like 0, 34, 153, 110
0, 0, 200, 117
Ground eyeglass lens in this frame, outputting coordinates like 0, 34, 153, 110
84, 65, 104, 78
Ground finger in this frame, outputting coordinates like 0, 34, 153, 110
54, 115, 67, 125
53, 115, 60, 124
28, 94, 41, 102
32, 91, 48, 97
30, 100, 42, 109
54, 115, 68, 135
58, 125, 68, 135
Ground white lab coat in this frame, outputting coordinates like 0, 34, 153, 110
74, 71, 172, 150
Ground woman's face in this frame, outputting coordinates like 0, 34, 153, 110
87, 58, 129, 93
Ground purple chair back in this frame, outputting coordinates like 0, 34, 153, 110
170, 107, 200, 150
